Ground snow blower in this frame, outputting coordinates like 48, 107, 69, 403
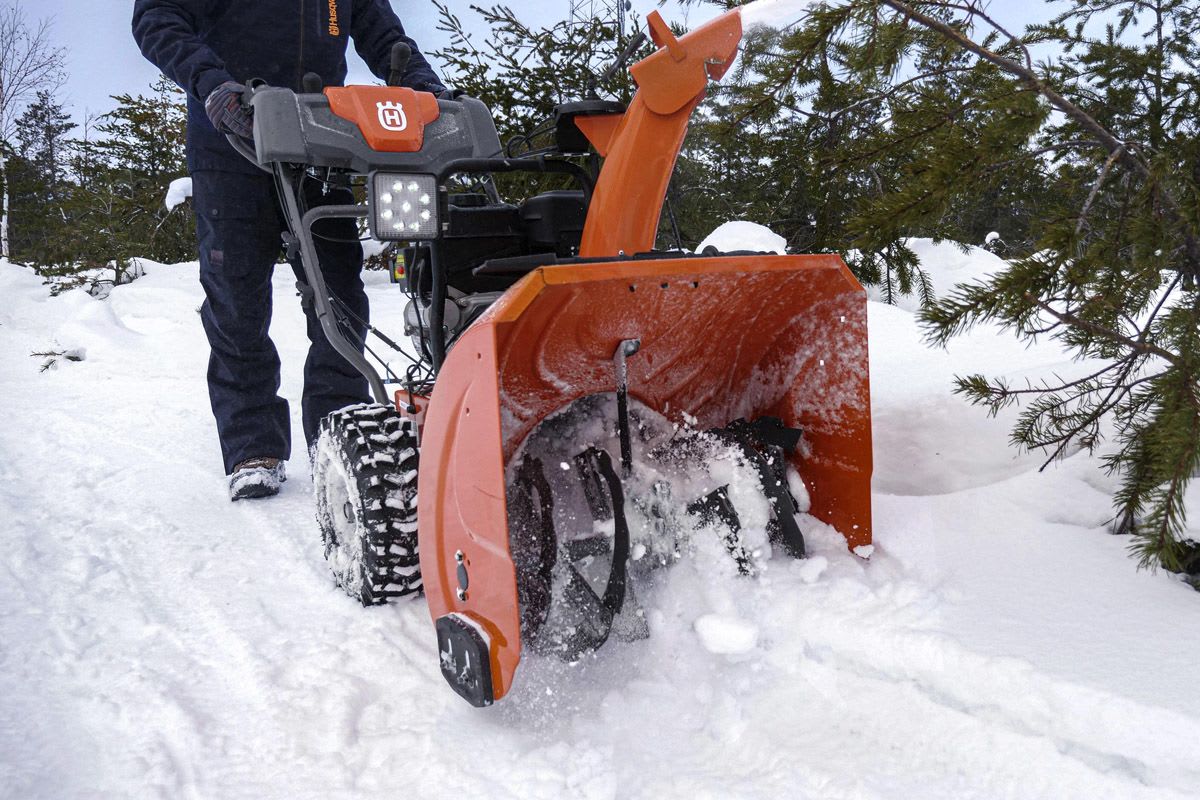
232, 7, 872, 707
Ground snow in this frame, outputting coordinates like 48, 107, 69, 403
1, 236, 1199, 798
739, 0, 825, 29
164, 177, 192, 211
694, 614, 759, 655
796, 554, 828, 583
864, 238, 1006, 311
696, 220, 787, 254
740, 0, 820, 30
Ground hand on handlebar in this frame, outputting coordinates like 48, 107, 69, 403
205, 81, 255, 140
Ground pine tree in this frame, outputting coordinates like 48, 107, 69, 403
66, 77, 193, 275
9, 89, 75, 264
912, 0, 1200, 570
432, 2, 639, 200
434, 2, 636, 140
683, 2, 1059, 298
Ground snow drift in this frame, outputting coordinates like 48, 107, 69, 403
0, 238, 1198, 799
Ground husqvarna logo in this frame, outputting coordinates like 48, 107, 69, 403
376, 101, 408, 132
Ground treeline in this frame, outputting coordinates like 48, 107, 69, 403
3, 78, 193, 288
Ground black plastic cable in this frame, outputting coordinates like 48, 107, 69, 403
299, 171, 373, 245
327, 292, 413, 359
665, 189, 684, 251
322, 292, 414, 386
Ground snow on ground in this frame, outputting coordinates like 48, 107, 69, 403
864, 238, 1006, 312
1, 243, 1199, 799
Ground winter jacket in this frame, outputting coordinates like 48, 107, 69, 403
132, 0, 445, 174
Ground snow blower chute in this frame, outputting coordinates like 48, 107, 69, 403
234, 8, 871, 708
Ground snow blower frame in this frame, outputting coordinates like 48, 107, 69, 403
234, 8, 872, 707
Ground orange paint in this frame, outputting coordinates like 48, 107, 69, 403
579, 11, 742, 257
394, 391, 431, 440
420, 255, 873, 700
419, 8, 873, 702
325, 86, 440, 153
574, 113, 625, 157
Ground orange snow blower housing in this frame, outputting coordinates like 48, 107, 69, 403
238, 6, 870, 708
419, 10, 872, 704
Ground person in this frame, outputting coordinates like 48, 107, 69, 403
132, 1, 445, 500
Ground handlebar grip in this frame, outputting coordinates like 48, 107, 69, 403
240, 78, 267, 110
302, 72, 324, 94
388, 42, 412, 87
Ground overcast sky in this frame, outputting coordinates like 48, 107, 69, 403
38, 0, 1053, 122
36, 0, 708, 121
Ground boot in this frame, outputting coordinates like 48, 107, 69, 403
230, 457, 287, 501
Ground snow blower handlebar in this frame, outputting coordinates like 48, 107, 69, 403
222, 79, 598, 392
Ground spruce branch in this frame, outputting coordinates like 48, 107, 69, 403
878, 0, 1200, 281
1019, 291, 1180, 365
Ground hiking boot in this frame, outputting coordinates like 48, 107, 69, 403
230, 457, 287, 501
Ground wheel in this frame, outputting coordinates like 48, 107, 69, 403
313, 403, 421, 605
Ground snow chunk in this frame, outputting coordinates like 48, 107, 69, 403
853, 544, 875, 560
740, 0, 819, 30
786, 468, 811, 513
361, 237, 387, 260
697, 221, 787, 255
797, 555, 828, 583
165, 178, 192, 211
984, 231, 1001, 245
694, 613, 759, 655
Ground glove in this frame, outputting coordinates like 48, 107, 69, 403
205, 81, 254, 140
436, 87, 466, 100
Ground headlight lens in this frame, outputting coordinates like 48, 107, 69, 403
370, 172, 439, 240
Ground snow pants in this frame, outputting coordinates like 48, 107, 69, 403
192, 170, 370, 474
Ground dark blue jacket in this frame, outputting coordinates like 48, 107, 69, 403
133, 0, 445, 173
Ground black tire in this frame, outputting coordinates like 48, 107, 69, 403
313, 403, 421, 605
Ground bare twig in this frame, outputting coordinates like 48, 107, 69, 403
0, 4, 66, 260
1075, 145, 1124, 237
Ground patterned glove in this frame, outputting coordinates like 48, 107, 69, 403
204, 81, 254, 140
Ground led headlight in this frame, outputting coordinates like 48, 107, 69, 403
370, 172, 440, 240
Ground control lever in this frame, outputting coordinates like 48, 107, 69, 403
388, 42, 412, 87
302, 72, 324, 94
241, 78, 267, 111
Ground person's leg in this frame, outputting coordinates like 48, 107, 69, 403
287, 178, 372, 451
193, 169, 291, 474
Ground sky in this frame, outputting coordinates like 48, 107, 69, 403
36, 0, 1054, 123
36, 0, 711, 122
